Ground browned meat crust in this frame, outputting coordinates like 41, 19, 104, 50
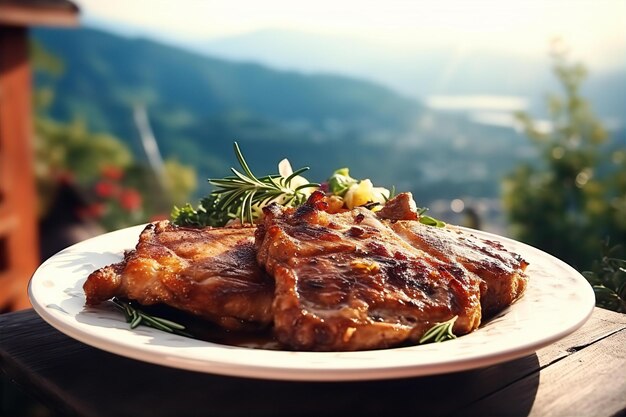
376, 192, 419, 221
84, 192, 528, 351
255, 191, 483, 351
388, 221, 528, 318
376, 192, 529, 318
83, 221, 274, 330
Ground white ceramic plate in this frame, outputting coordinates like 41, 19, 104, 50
29, 224, 595, 381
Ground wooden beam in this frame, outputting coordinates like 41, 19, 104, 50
0, 26, 39, 310
0, 1, 79, 27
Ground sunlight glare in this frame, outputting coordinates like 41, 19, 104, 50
75, 0, 626, 66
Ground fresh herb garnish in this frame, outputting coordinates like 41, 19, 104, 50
173, 142, 444, 228
178, 142, 318, 226
418, 207, 446, 228
172, 194, 231, 228
419, 316, 458, 344
327, 168, 358, 197
111, 297, 193, 337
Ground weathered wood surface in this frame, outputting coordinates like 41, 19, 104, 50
1, 308, 625, 417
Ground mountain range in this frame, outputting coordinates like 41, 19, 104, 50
31, 26, 621, 226
196, 29, 626, 123
33, 28, 426, 177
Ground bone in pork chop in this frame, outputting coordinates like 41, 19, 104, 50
255, 191, 483, 351
83, 221, 274, 330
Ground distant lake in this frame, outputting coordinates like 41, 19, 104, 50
425, 95, 556, 133
425, 95, 528, 112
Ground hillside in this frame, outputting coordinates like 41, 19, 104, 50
198, 28, 626, 122
32, 28, 419, 138
32, 28, 433, 178
31, 27, 536, 220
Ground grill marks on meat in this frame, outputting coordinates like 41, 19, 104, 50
255, 191, 483, 351
377, 192, 529, 319
83, 221, 274, 330
84, 193, 528, 351
388, 222, 528, 318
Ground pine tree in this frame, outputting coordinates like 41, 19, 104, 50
503, 42, 626, 272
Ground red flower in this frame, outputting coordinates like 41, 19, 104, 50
101, 166, 124, 181
89, 203, 106, 218
55, 170, 76, 185
77, 202, 106, 219
119, 188, 142, 212
94, 180, 119, 198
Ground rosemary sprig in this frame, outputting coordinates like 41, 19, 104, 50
172, 194, 231, 228
417, 207, 446, 228
111, 297, 193, 337
208, 142, 319, 224
419, 315, 458, 344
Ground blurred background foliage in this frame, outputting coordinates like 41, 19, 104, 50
31, 39, 196, 242
502, 45, 626, 311
503, 43, 626, 272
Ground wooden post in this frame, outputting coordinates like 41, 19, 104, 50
0, 1, 79, 311
0, 26, 39, 310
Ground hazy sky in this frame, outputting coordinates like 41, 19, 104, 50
75, 0, 626, 68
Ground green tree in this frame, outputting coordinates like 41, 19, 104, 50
31, 39, 197, 230
503, 43, 626, 272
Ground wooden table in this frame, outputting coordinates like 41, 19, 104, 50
1, 307, 625, 417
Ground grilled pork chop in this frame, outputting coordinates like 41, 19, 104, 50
389, 223, 528, 317
84, 193, 528, 351
255, 191, 484, 351
378, 193, 529, 318
83, 221, 274, 330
